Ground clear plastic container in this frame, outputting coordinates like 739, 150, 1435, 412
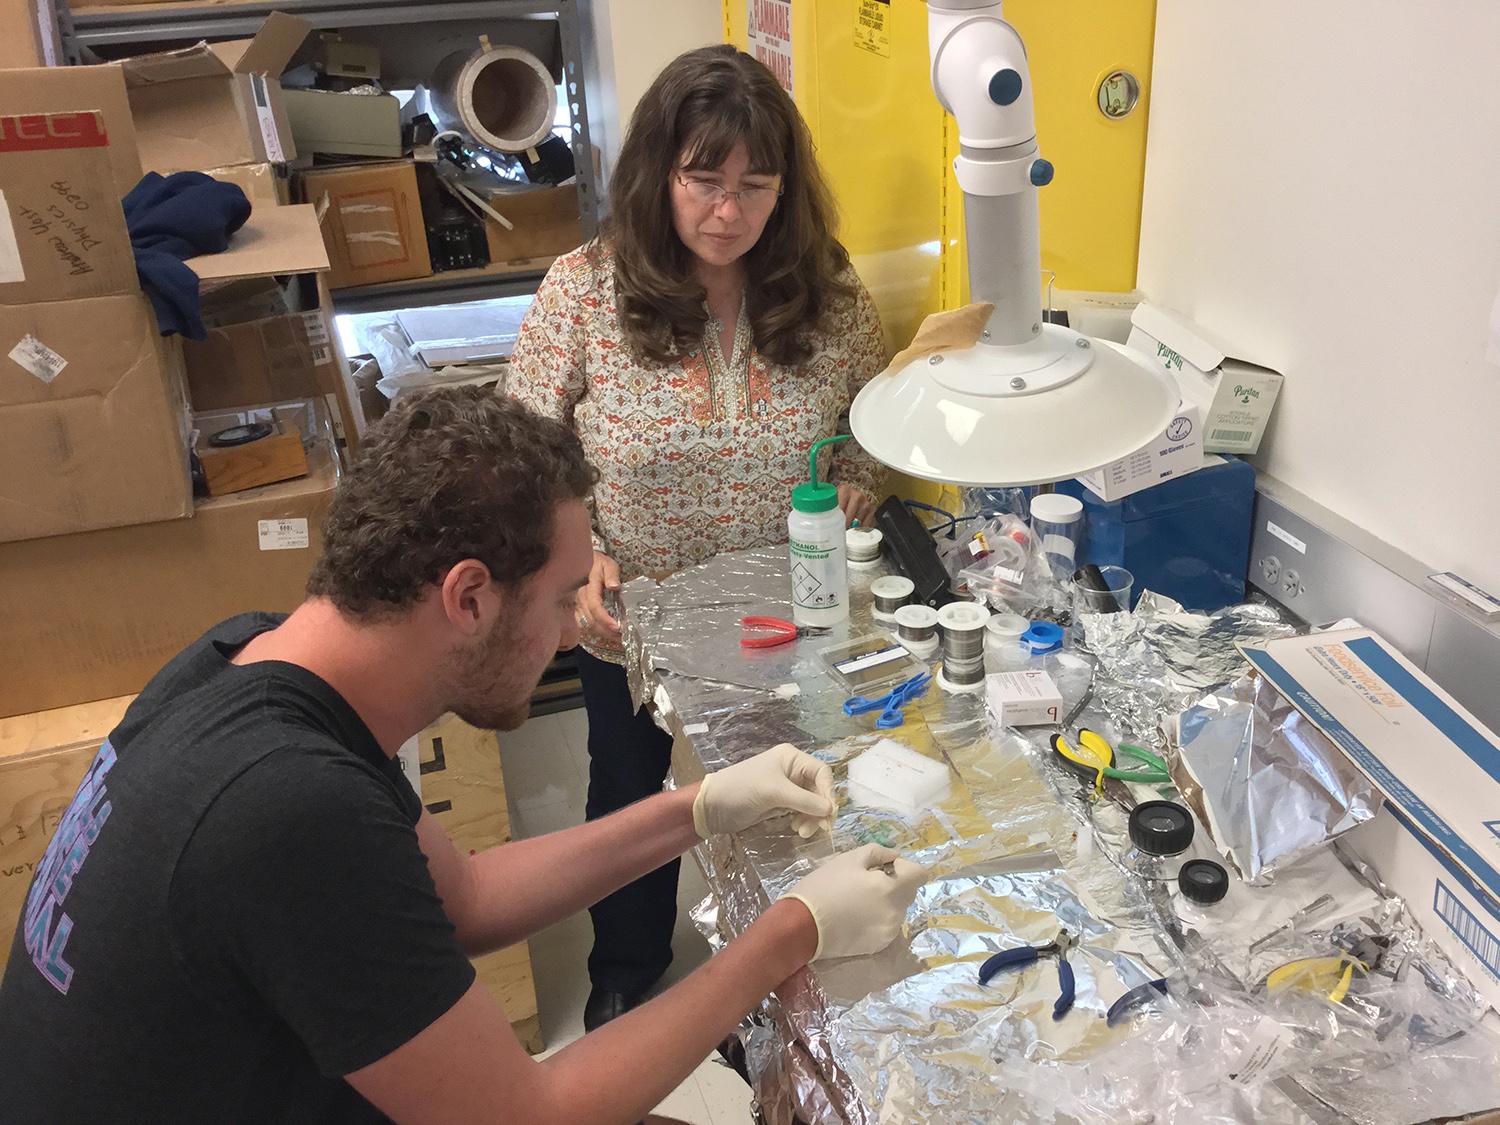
984, 613, 1029, 671
1072, 564, 1134, 621
1029, 493, 1084, 579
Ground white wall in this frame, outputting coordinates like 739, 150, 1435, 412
1138, 1, 1500, 591
585, 0, 723, 197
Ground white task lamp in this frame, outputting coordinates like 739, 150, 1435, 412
850, 0, 1178, 487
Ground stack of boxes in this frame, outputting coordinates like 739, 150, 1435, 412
1056, 304, 1287, 611
0, 24, 347, 925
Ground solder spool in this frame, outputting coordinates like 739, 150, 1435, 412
846, 526, 884, 569
870, 575, 915, 620
937, 600, 990, 690
894, 604, 940, 658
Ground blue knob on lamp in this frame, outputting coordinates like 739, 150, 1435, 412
987, 68, 1023, 106
1030, 159, 1054, 186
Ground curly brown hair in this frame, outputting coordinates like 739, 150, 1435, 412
603, 44, 854, 367
307, 386, 597, 618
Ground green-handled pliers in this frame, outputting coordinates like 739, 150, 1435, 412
1050, 728, 1172, 793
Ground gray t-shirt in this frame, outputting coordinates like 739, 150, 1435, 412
0, 613, 475, 1122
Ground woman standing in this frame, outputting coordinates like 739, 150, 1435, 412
509, 44, 887, 1030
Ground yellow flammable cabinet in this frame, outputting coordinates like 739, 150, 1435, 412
727, 0, 1157, 504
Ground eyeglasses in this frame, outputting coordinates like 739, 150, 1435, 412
675, 173, 783, 211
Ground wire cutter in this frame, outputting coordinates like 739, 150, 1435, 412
1050, 728, 1172, 794
1264, 936, 1388, 1004
1106, 978, 1169, 1026
978, 930, 1077, 1020
739, 615, 830, 648
842, 671, 932, 728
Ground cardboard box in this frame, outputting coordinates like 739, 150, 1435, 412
0, 108, 139, 305
185, 308, 336, 410
119, 12, 310, 175
1, 0, 46, 69
0, 293, 192, 544
316, 36, 381, 81
0, 66, 141, 197
301, 160, 432, 289
0, 694, 134, 982
1127, 303, 1284, 455
1076, 402, 1206, 502
985, 669, 1063, 727
398, 714, 542, 1052
1242, 628, 1500, 1009
284, 88, 402, 159
185, 201, 331, 285
205, 161, 290, 209
0, 451, 337, 717
483, 184, 583, 264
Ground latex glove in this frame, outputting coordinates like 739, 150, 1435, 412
782, 845, 928, 961
692, 744, 835, 839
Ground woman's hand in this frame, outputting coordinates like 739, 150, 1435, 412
837, 484, 877, 529
575, 551, 623, 645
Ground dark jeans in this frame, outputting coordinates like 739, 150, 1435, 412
576, 648, 679, 996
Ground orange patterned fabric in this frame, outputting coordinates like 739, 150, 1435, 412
510, 245, 888, 661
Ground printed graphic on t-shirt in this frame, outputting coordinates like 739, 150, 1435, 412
23, 739, 118, 994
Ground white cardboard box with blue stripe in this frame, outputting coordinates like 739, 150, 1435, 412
1241, 628, 1500, 1009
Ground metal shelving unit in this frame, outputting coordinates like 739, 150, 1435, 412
55, 0, 599, 713
58, 0, 600, 309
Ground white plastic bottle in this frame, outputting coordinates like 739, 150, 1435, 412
788, 435, 852, 628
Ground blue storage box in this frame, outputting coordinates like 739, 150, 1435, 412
1056, 456, 1256, 613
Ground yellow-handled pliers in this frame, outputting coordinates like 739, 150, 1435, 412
1264, 937, 1386, 1003
1050, 729, 1172, 795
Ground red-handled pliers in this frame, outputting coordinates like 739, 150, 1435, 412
739, 616, 831, 648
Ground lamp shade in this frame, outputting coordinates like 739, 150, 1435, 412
850, 328, 1179, 487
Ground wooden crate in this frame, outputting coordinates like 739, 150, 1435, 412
410, 714, 543, 1052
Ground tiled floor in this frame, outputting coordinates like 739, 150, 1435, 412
499, 708, 755, 1124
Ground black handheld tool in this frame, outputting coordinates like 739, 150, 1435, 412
874, 496, 956, 610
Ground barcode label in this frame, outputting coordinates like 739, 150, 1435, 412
8, 334, 67, 382
1211, 428, 1253, 444
1434, 880, 1500, 979
258, 517, 309, 551
251, 74, 287, 162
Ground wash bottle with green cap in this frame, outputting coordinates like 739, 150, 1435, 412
788, 435, 852, 628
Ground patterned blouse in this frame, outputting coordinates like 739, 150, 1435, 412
508, 243, 888, 659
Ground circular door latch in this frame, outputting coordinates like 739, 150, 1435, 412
1097, 70, 1141, 119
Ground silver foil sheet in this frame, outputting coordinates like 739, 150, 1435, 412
624, 548, 1498, 1123
1167, 671, 1381, 884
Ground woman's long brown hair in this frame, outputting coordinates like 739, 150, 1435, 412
602, 44, 854, 368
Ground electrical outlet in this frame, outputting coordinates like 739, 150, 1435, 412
1260, 555, 1281, 585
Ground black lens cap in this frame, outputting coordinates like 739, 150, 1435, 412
1128, 800, 1195, 856
1178, 859, 1230, 904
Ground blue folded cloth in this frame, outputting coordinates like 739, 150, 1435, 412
124, 171, 252, 340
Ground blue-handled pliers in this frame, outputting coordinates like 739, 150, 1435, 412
978, 929, 1077, 1020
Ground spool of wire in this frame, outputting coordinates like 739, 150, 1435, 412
846, 526, 884, 570
894, 604, 940, 659
870, 575, 915, 620
937, 600, 990, 692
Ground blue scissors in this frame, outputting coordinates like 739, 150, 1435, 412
843, 671, 932, 729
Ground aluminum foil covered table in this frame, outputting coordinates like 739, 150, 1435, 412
621, 547, 1500, 1125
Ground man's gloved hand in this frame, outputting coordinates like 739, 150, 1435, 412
692, 743, 835, 839
781, 845, 928, 961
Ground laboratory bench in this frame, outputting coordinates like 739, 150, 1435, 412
620, 542, 1500, 1125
